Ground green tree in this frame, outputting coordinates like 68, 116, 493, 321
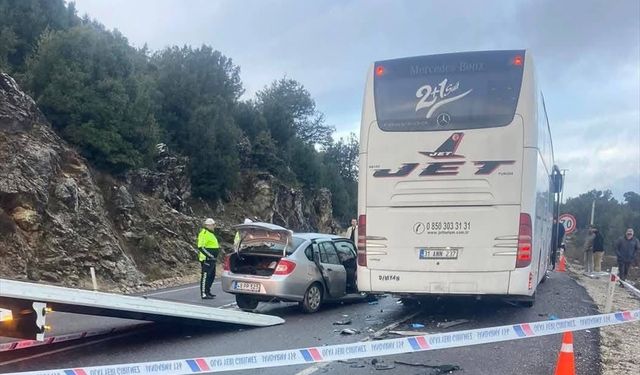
321, 134, 359, 223
0, 27, 18, 72
257, 78, 334, 148
188, 104, 241, 200
151, 46, 244, 199
234, 101, 267, 142
623, 191, 640, 211
324, 133, 359, 182
289, 139, 325, 189
251, 131, 287, 176
0, 0, 79, 73
562, 189, 639, 252
151, 45, 242, 153
24, 24, 159, 170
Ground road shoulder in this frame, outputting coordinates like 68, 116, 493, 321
570, 265, 640, 375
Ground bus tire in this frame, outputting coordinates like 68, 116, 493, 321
236, 294, 259, 311
521, 293, 536, 308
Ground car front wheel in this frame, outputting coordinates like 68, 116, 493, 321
300, 283, 323, 313
236, 294, 259, 311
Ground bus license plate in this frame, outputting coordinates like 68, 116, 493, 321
233, 281, 261, 292
419, 248, 459, 259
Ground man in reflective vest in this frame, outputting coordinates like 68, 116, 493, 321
234, 218, 253, 250
198, 218, 220, 299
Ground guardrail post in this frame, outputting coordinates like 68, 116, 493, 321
90, 267, 98, 291
604, 267, 618, 313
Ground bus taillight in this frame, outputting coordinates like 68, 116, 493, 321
513, 55, 523, 66
357, 214, 367, 266
516, 213, 532, 268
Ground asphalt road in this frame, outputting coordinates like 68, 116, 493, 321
0, 272, 601, 375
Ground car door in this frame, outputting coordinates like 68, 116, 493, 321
333, 240, 357, 290
316, 241, 347, 298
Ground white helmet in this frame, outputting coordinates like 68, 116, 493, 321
204, 218, 215, 226
244, 218, 253, 224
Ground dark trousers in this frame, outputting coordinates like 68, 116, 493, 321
551, 247, 558, 269
618, 261, 631, 281
200, 260, 216, 296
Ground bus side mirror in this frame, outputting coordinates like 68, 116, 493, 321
552, 173, 563, 193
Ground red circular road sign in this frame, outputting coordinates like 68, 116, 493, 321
559, 214, 577, 234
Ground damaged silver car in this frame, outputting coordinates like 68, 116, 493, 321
221, 222, 365, 313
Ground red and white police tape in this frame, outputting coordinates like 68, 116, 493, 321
3, 310, 639, 375
0, 324, 149, 352
616, 276, 640, 298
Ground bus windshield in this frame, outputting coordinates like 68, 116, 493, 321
374, 50, 525, 131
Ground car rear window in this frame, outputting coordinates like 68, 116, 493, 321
289, 236, 306, 254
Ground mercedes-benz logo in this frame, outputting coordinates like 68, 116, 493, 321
437, 112, 451, 126
413, 222, 425, 234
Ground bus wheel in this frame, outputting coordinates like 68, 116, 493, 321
521, 293, 536, 308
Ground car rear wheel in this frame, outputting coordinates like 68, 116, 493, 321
300, 283, 323, 313
236, 294, 259, 311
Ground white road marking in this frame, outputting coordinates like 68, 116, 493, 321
219, 302, 238, 309
0, 331, 139, 366
144, 282, 220, 296
294, 309, 422, 375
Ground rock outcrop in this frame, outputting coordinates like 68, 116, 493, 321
0, 73, 341, 290
235, 172, 340, 234
0, 73, 142, 286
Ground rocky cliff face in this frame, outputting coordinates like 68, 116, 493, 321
0, 73, 340, 290
235, 172, 339, 234
0, 73, 142, 286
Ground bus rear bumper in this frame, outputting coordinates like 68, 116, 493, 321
357, 268, 534, 296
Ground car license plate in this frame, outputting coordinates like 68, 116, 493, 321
419, 248, 459, 259
233, 281, 261, 292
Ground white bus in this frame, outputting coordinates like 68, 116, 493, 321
356, 50, 562, 306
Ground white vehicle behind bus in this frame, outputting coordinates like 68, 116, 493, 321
356, 50, 563, 306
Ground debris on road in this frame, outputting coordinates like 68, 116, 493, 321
410, 323, 425, 328
339, 328, 360, 335
333, 319, 352, 325
389, 330, 428, 336
394, 361, 461, 373
436, 319, 470, 329
371, 358, 395, 370
368, 300, 379, 305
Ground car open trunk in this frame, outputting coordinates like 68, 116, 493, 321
229, 222, 293, 277
228, 253, 281, 276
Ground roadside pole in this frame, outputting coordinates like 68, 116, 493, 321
605, 267, 618, 313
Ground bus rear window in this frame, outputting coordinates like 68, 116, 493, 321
374, 50, 524, 131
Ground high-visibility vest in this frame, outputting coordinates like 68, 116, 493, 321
197, 228, 219, 262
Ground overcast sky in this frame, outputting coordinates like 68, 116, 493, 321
72, 0, 640, 200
